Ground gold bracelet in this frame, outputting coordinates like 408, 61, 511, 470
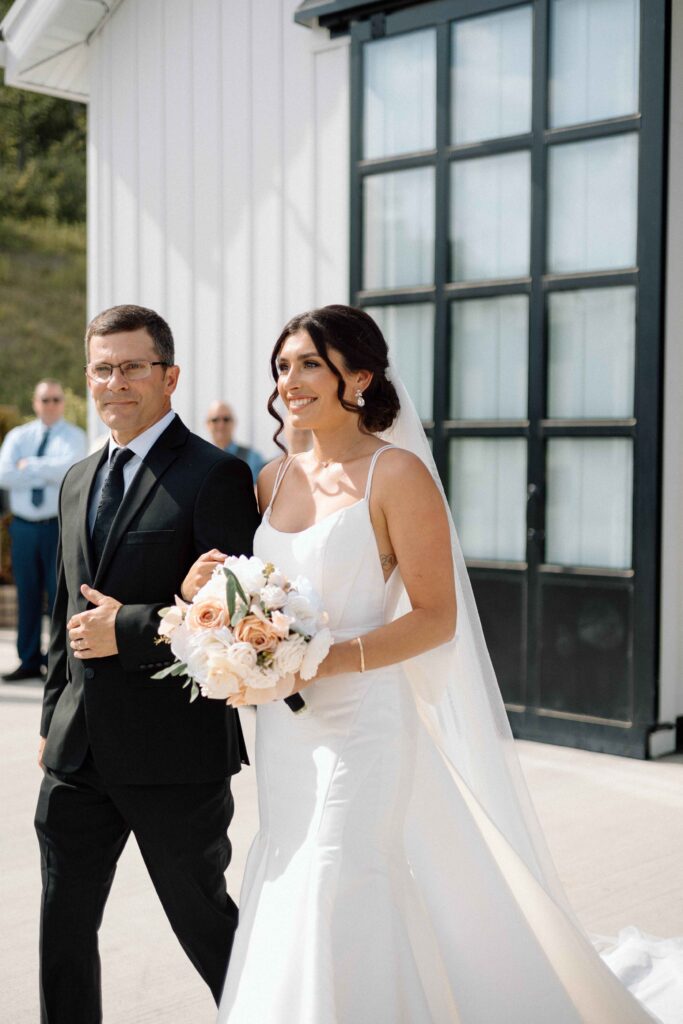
354, 636, 365, 673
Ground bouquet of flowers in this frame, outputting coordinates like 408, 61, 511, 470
152, 555, 333, 713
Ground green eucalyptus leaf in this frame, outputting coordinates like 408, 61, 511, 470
151, 663, 178, 679
231, 604, 248, 628
232, 573, 249, 608
226, 573, 236, 620
189, 681, 200, 703
224, 567, 249, 608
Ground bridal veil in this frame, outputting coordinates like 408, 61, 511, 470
379, 366, 682, 1024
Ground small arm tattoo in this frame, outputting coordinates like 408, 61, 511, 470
380, 553, 397, 576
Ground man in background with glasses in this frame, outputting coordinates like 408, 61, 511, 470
34, 304, 259, 1023
205, 399, 266, 483
0, 379, 86, 682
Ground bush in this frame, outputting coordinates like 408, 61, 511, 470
0, 217, 87, 416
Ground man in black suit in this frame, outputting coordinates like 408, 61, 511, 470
35, 304, 260, 1023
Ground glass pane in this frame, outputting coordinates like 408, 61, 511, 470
550, 0, 640, 129
548, 287, 636, 418
547, 134, 638, 273
472, 577, 526, 706
364, 29, 436, 159
450, 439, 527, 561
368, 304, 434, 420
364, 168, 435, 290
539, 583, 632, 720
450, 152, 531, 282
452, 6, 532, 145
546, 439, 633, 569
450, 295, 528, 419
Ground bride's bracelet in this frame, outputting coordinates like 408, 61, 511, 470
354, 636, 366, 673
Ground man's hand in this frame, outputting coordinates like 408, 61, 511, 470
67, 584, 122, 659
17, 457, 29, 470
181, 549, 227, 601
38, 736, 46, 769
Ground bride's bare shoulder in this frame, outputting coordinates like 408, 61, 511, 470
376, 446, 431, 479
373, 447, 441, 504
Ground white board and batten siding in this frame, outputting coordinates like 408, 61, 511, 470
87, 0, 350, 456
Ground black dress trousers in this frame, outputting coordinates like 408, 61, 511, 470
35, 754, 236, 1023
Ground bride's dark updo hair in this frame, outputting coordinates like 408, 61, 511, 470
268, 304, 401, 451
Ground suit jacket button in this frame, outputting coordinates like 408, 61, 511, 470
84, 668, 95, 679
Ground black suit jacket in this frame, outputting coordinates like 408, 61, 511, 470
41, 415, 261, 785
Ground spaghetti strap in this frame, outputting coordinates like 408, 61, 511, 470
266, 455, 297, 517
364, 445, 397, 501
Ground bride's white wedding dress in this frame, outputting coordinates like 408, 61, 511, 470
218, 438, 682, 1023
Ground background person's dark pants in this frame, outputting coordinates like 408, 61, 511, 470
35, 753, 237, 1024
9, 516, 58, 672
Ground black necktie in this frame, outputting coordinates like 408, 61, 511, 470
92, 448, 135, 564
31, 428, 51, 508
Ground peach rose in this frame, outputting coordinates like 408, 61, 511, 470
233, 613, 280, 653
187, 597, 227, 631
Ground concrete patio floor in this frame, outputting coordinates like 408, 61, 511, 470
1, 626, 682, 1023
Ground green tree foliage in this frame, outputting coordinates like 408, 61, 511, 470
0, 0, 87, 421
0, 70, 86, 223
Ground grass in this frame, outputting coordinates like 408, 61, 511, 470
0, 216, 87, 425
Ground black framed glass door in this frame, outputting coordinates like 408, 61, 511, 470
349, 0, 667, 757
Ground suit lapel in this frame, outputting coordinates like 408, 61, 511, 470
93, 416, 188, 587
77, 444, 109, 583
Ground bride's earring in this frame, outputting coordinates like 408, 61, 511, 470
355, 388, 365, 408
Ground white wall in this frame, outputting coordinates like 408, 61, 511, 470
86, 0, 349, 455
658, 0, 683, 741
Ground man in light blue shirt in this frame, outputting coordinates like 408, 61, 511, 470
0, 379, 87, 681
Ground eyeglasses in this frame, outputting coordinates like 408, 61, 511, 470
208, 416, 234, 424
85, 360, 170, 383
38, 397, 64, 404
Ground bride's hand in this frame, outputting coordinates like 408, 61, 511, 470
181, 549, 227, 601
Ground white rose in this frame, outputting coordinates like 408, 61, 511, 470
186, 637, 223, 684
290, 575, 320, 607
272, 635, 307, 676
247, 664, 281, 690
200, 652, 242, 700
212, 625, 235, 647
260, 584, 288, 610
224, 642, 258, 679
195, 570, 228, 603
300, 628, 333, 681
284, 593, 318, 635
267, 569, 286, 588
224, 555, 267, 597
169, 622, 194, 665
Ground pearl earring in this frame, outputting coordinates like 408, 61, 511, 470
355, 388, 365, 408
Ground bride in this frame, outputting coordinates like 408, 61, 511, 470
185, 305, 681, 1022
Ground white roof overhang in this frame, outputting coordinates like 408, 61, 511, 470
0, 0, 115, 103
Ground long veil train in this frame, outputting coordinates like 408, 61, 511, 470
379, 366, 683, 1024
